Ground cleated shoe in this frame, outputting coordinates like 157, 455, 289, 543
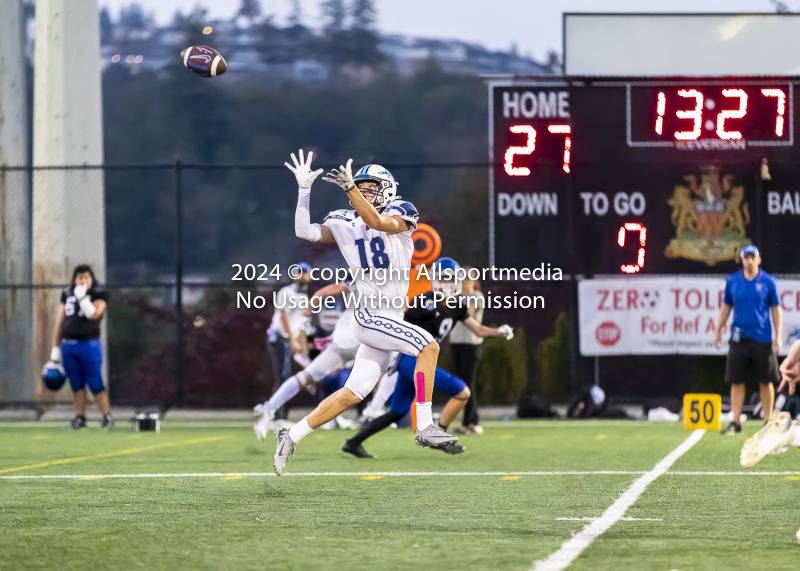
254, 409, 275, 441
101, 414, 115, 431
273, 428, 296, 476
70, 416, 87, 430
434, 441, 465, 455
342, 439, 375, 459
721, 421, 741, 436
415, 423, 458, 448
740, 412, 795, 468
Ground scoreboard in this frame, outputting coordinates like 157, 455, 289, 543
489, 78, 800, 276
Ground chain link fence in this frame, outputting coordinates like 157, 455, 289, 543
0, 163, 573, 411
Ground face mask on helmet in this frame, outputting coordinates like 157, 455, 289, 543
431, 257, 462, 299
352, 164, 399, 208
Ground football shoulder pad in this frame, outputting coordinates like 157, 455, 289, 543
324, 209, 356, 224
383, 199, 419, 230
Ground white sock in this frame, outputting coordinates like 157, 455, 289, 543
268, 375, 302, 413
791, 423, 800, 448
365, 372, 398, 415
288, 417, 314, 443
416, 402, 433, 430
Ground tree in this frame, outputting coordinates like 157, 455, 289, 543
172, 7, 210, 47
287, 0, 303, 27
22, 0, 35, 20
536, 312, 572, 399
118, 3, 150, 32
321, 0, 346, 34
545, 50, 561, 74
99, 7, 114, 44
770, 0, 790, 12
350, 0, 376, 31
237, 0, 262, 25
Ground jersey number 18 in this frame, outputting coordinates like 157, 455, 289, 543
355, 237, 389, 269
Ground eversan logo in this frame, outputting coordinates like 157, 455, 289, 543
191, 55, 212, 63
675, 139, 746, 151
498, 193, 557, 216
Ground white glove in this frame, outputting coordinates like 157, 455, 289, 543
50, 347, 62, 362
284, 149, 323, 192
73, 284, 88, 299
497, 324, 514, 340
79, 296, 97, 318
322, 158, 356, 192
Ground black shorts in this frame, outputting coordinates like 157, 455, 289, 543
724, 338, 780, 385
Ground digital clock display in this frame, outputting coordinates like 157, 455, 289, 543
627, 81, 793, 147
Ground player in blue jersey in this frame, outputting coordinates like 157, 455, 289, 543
274, 151, 459, 475
342, 257, 514, 458
714, 245, 783, 436
46, 264, 113, 430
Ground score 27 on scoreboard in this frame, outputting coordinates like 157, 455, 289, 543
489, 78, 800, 276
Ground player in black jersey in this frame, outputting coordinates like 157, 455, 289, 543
47, 265, 113, 430
342, 257, 514, 457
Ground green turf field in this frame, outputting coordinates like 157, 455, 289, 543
1, 420, 799, 571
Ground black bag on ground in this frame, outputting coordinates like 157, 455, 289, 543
517, 395, 556, 418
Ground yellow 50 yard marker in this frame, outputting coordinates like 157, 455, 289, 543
683, 394, 721, 431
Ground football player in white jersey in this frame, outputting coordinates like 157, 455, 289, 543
253, 281, 360, 439
273, 150, 456, 475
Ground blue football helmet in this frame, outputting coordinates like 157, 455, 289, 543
42, 361, 67, 392
352, 164, 399, 208
431, 257, 462, 299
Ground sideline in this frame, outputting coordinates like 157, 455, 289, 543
0, 470, 646, 480
8, 465, 800, 481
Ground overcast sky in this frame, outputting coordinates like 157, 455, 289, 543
101, 0, 784, 61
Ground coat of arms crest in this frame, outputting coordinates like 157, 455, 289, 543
664, 166, 751, 265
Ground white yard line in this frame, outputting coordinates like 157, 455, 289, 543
0, 421, 255, 428
0, 420, 681, 429
0, 470, 645, 480
530, 429, 706, 571
554, 517, 663, 522
666, 470, 800, 476
3, 465, 797, 481
480, 421, 670, 428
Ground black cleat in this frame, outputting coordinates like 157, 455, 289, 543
721, 421, 742, 436
70, 416, 87, 430
342, 440, 375, 459
434, 441, 465, 455
101, 414, 115, 431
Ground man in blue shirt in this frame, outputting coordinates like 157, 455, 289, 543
714, 245, 783, 435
